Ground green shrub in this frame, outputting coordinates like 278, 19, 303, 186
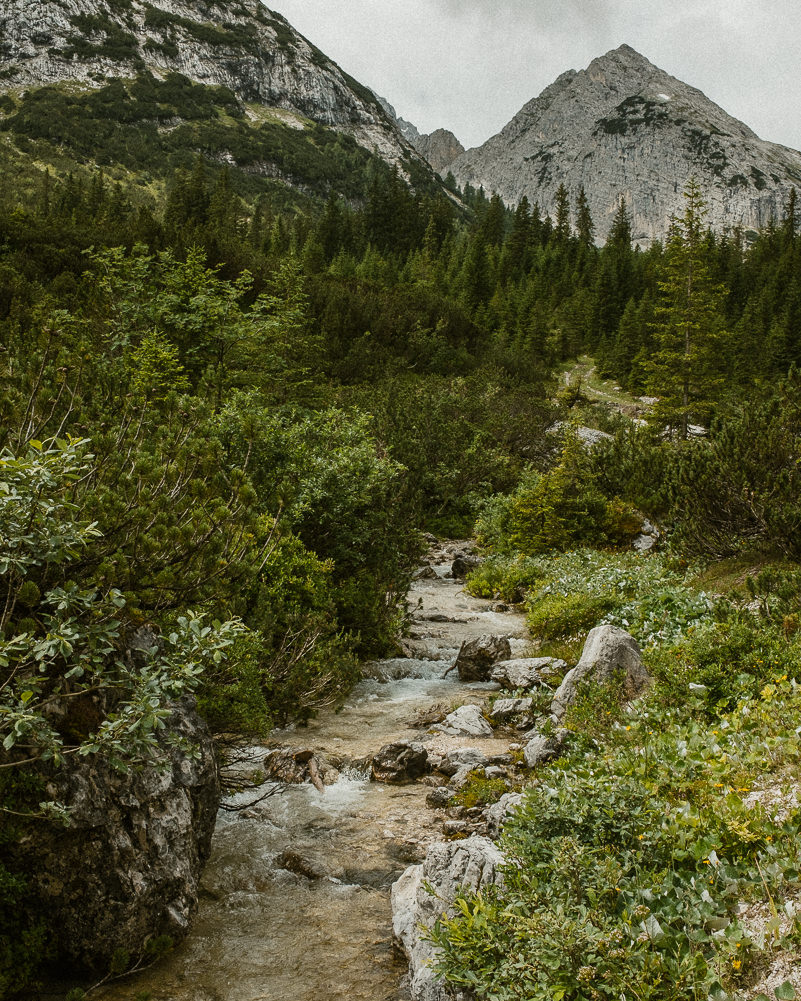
450, 772, 509, 809
527, 590, 617, 643
647, 618, 801, 714
465, 553, 547, 602
432, 679, 801, 1001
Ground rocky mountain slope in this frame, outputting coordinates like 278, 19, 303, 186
377, 96, 465, 176
0, 0, 423, 171
447, 45, 801, 243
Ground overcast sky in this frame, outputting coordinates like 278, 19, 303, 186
267, 0, 801, 152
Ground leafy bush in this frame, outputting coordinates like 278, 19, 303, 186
0, 439, 247, 775
465, 553, 548, 602
474, 430, 643, 559
648, 618, 801, 714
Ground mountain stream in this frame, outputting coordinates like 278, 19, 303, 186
98, 540, 528, 1001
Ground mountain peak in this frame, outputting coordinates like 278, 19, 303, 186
446, 46, 801, 243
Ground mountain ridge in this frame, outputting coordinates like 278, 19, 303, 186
0, 0, 430, 175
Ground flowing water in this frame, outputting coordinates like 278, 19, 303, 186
98, 541, 528, 1001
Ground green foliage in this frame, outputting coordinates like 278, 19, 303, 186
645, 179, 731, 437
562, 674, 629, 740
522, 549, 714, 651
432, 674, 801, 1001
63, 13, 142, 64
474, 430, 642, 559
0, 777, 51, 997
0, 441, 247, 774
648, 617, 801, 714
465, 552, 548, 602
450, 771, 509, 809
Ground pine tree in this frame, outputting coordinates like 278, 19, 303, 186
554, 184, 571, 243
575, 187, 595, 246
645, 179, 730, 438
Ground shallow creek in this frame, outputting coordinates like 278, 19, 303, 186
99, 541, 528, 1001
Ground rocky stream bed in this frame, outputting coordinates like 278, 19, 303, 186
88, 540, 551, 1001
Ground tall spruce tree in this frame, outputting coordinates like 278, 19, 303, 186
645, 178, 730, 437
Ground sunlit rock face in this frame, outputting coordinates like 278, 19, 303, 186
0, 0, 425, 169
447, 44, 801, 243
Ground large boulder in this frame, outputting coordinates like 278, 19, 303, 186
550, 625, 651, 720
489, 697, 534, 723
450, 553, 482, 578
371, 741, 429, 784
438, 748, 489, 776
435, 705, 493, 738
453, 634, 512, 682
19, 698, 219, 973
491, 657, 567, 689
392, 836, 504, 1001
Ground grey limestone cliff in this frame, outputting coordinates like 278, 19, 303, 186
416, 128, 465, 175
0, 0, 422, 169
18, 698, 219, 972
449, 44, 801, 243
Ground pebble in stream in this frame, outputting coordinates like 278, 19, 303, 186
96, 542, 529, 1001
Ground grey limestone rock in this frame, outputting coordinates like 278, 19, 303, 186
451, 553, 483, 579
435, 705, 493, 738
0, 0, 429, 173
453, 634, 512, 681
392, 836, 504, 1001
20, 698, 219, 972
523, 728, 568, 768
550, 625, 651, 720
371, 741, 429, 784
489, 697, 534, 723
486, 792, 524, 839
416, 129, 466, 174
491, 657, 566, 689
439, 747, 489, 774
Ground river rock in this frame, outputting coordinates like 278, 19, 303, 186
263, 748, 339, 789
550, 625, 651, 720
449, 764, 479, 790
523, 727, 568, 767
414, 564, 438, 580
486, 792, 525, 839
371, 741, 429, 784
491, 657, 567, 689
451, 553, 482, 578
392, 837, 505, 1001
489, 697, 534, 723
426, 786, 453, 808
453, 634, 512, 681
435, 705, 493, 738
439, 747, 489, 775
19, 698, 219, 973
274, 850, 326, 880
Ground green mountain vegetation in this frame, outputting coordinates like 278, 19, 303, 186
1, 71, 801, 996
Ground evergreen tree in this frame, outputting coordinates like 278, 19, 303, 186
645, 179, 730, 437
575, 187, 595, 247
554, 184, 571, 243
